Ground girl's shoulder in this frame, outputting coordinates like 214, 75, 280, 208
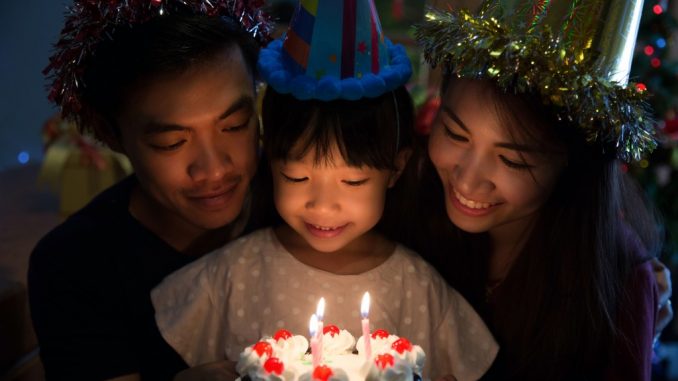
391, 243, 456, 293
192, 227, 277, 274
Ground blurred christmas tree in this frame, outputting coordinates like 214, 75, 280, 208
631, 0, 678, 273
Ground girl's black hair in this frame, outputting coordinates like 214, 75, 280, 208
248, 85, 419, 233
410, 78, 662, 381
261, 86, 414, 170
80, 13, 259, 142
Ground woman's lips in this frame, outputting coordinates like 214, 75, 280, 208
450, 187, 500, 217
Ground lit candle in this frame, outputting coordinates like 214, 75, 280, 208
309, 314, 320, 369
316, 297, 325, 363
361, 292, 371, 359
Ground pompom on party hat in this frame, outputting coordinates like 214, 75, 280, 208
258, 0, 412, 101
415, 0, 657, 162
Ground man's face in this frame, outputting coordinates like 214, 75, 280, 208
116, 47, 258, 235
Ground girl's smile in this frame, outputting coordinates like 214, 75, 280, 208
304, 222, 349, 238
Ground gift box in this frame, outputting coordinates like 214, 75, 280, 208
38, 114, 132, 216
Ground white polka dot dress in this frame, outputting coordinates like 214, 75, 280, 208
151, 228, 498, 380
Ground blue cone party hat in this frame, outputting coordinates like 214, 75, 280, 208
258, 0, 412, 101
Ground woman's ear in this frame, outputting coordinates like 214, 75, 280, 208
388, 148, 413, 188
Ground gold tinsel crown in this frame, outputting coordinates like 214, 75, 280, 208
415, 0, 657, 162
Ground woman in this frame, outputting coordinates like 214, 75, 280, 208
409, 2, 663, 380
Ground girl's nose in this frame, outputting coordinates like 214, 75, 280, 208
305, 179, 340, 212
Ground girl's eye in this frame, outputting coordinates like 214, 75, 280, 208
281, 172, 308, 183
343, 179, 369, 186
499, 155, 534, 171
443, 124, 468, 142
151, 140, 186, 151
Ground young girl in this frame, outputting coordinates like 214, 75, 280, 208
410, 2, 663, 380
151, 84, 498, 380
151, 1, 498, 380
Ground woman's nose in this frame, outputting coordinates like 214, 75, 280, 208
453, 150, 494, 195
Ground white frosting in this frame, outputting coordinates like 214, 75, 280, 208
365, 356, 414, 381
356, 334, 399, 359
236, 329, 425, 381
268, 335, 310, 362
392, 345, 425, 375
321, 329, 355, 356
298, 364, 352, 381
236, 346, 267, 377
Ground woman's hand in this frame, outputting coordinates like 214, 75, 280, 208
174, 360, 239, 381
653, 258, 674, 340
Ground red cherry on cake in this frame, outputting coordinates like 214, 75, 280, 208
263, 357, 285, 375
391, 338, 413, 354
312, 365, 334, 381
273, 329, 293, 341
375, 353, 395, 369
252, 341, 273, 358
371, 329, 390, 339
323, 324, 340, 337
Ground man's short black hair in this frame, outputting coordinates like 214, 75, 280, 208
80, 13, 259, 142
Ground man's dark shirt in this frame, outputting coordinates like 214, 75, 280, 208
29, 176, 193, 380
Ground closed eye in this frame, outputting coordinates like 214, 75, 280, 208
222, 123, 249, 132
499, 155, 534, 170
280, 172, 308, 183
150, 140, 186, 151
342, 179, 369, 186
443, 124, 468, 142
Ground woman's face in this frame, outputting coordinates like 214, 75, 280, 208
428, 80, 567, 240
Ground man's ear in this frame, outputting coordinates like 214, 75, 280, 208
388, 148, 412, 188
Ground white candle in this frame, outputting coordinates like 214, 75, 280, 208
316, 297, 325, 363
361, 292, 371, 359
309, 314, 320, 369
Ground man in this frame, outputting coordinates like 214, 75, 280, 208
29, 2, 270, 379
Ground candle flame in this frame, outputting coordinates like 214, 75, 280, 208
316, 297, 326, 321
309, 314, 318, 337
360, 292, 370, 318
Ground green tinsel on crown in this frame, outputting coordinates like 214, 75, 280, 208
415, 5, 657, 163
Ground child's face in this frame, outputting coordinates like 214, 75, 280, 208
428, 80, 566, 240
115, 48, 258, 233
271, 144, 395, 254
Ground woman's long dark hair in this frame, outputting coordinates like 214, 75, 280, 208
408, 79, 662, 380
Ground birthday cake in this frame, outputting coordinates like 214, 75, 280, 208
236, 326, 425, 381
